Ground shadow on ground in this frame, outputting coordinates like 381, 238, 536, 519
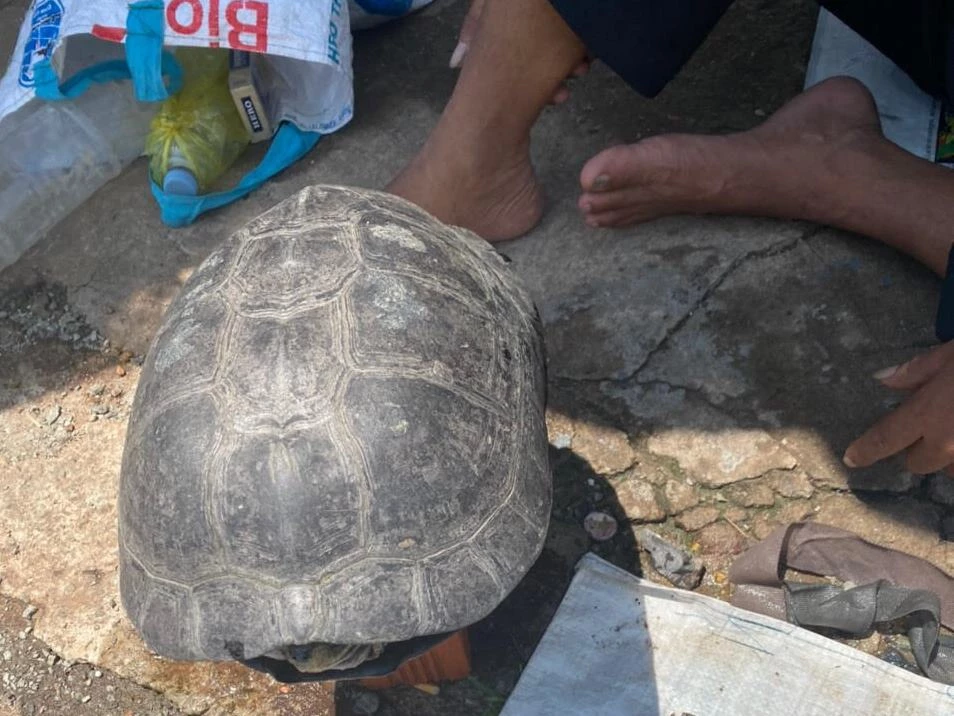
333, 448, 641, 716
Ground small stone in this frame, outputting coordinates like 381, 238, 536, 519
43, 406, 61, 425
352, 691, 380, 715
676, 506, 720, 532
572, 424, 637, 475
696, 522, 747, 555
583, 511, 618, 541
397, 538, 417, 550
115, 365, 126, 377
91, 405, 109, 416
648, 419, 797, 487
663, 480, 699, 514
723, 506, 747, 523
725, 480, 775, 508
615, 479, 665, 522
2, 651, 11, 661
80, 695, 91, 704
754, 108, 766, 117
46, 654, 57, 667
926, 474, 954, 507
775, 500, 813, 524
548, 415, 574, 442
92, 670, 102, 678
636, 528, 704, 590
848, 631, 884, 657
752, 517, 780, 541
21, 605, 37, 620
88, 384, 106, 397
771, 470, 815, 499
110, 388, 124, 399
713, 571, 728, 584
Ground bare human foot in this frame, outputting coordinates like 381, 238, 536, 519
387, 134, 544, 243
386, 0, 586, 242
578, 76, 889, 228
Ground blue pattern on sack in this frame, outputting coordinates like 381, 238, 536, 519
18, 0, 64, 88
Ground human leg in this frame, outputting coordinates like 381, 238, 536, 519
387, 0, 586, 242
578, 0, 954, 277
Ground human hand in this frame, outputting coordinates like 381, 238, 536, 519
844, 341, 954, 476
449, 0, 590, 104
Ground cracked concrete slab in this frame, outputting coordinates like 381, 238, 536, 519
2, 0, 952, 713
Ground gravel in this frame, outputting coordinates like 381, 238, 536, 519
0, 595, 182, 716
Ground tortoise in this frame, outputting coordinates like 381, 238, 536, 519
118, 185, 550, 678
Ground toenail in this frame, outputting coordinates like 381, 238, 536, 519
592, 175, 610, 191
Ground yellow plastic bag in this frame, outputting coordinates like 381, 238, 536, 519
145, 48, 249, 192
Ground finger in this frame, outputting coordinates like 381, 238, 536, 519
843, 399, 926, 468
904, 437, 954, 475
550, 86, 571, 105
449, 42, 469, 69
875, 341, 954, 391
571, 60, 591, 77
946, 465, 954, 478
451, 0, 486, 67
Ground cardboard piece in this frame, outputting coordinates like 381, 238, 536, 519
503, 554, 954, 716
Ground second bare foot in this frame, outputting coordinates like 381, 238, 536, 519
577, 76, 888, 228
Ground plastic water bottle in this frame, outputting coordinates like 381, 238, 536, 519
146, 48, 249, 196
0, 81, 157, 271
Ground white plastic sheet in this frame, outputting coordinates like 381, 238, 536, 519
804, 8, 941, 161
0, 0, 432, 133
502, 554, 954, 716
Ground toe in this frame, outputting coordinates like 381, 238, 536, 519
587, 206, 646, 228
580, 187, 647, 214
581, 143, 655, 192
580, 147, 622, 192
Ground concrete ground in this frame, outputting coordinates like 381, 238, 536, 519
1, 0, 952, 714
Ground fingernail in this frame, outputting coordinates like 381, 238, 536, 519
592, 175, 610, 191
842, 452, 857, 468
873, 365, 900, 381
449, 42, 468, 69
581, 201, 592, 213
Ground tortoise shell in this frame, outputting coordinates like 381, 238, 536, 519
118, 186, 550, 661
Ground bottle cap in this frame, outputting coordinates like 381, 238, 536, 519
163, 167, 199, 196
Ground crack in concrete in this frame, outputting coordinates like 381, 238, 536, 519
557, 228, 808, 388
622, 231, 808, 385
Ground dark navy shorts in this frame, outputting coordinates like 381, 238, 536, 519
548, 1, 954, 102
